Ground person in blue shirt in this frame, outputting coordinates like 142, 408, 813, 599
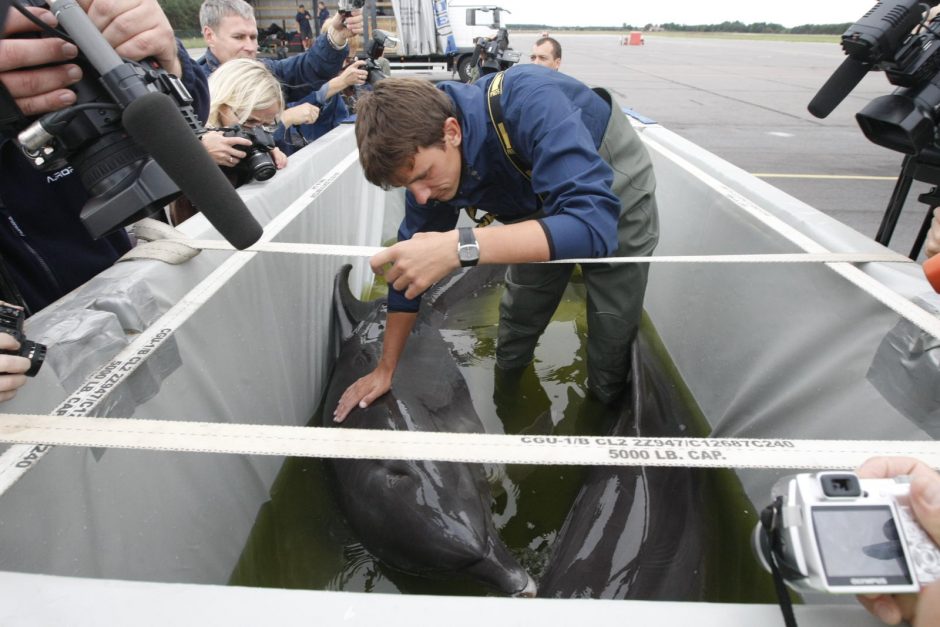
296, 4, 314, 50
317, 2, 331, 34
0, 0, 210, 317
198, 0, 361, 155
333, 65, 659, 421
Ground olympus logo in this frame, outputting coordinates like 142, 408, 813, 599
46, 166, 74, 183
851, 577, 888, 585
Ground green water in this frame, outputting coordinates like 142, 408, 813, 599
228, 272, 778, 602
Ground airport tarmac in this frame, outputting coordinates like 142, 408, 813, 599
192, 32, 934, 258
509, 32, 934, 259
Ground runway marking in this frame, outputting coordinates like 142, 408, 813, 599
752, 173, 898, 181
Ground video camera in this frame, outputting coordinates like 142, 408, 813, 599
0, 0, 202, 240
470, 27, 521, 79
0, 303, 45, 377
219, 125, 277, 183
358, 29, 399, 85
810, 0, 940, 257
753, 471, 940, 595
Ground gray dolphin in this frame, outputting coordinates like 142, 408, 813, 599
322, 264, 536, 597
538, 335, 707, 599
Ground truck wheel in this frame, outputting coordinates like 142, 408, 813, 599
456, 56, 473, 83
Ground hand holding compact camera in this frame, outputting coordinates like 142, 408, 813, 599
753, 471, 940, 595
0, 303, 45, 378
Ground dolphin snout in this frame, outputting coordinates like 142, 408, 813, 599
513, 574, 538, 598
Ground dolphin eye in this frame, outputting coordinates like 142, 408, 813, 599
386, 472, 408, 488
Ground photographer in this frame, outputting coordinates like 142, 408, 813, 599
856, 457, 940, 626
204, 59, 287, 174
0, 0, 210, 314
276, 57, 367, 154
172, 58, 287, 224
198, 0, 362, 137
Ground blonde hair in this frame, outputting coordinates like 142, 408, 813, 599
207, 59, 285, 127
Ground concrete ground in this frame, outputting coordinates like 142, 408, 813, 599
506, 32, 936, 259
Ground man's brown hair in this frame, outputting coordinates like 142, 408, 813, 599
355, 78, 456, 189
535, 36, 562, 59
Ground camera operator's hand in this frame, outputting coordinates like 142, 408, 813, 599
856, 456, 940, 626
328, 9, 363, 48
0, 6, 82, 116
200, 130, 251, 167
77, 0, 181, 77
926, 207, 940, 259
281, 102, 320, 128
324, 59, 366, 99
0, 332, 30, 404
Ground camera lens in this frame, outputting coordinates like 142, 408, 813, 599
247, 151, 277, 181
18, 340, 45, 378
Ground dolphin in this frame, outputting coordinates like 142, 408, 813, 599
322, 263, 536, 597
537, 335, 707, 599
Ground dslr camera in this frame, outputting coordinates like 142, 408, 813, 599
337, 0, 365, 16
219, 125, 277, 182
0, 304, 46, 377
0, 0, 203, 240
753, 471, 940, 594
358, 29, 399, 85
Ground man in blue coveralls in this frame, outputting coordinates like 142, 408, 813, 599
333, 65, 659, 421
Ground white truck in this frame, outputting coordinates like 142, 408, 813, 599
367, 1, 514, 81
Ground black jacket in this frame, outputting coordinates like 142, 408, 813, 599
0, 41, 210, 315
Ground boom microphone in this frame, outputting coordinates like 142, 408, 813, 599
808, 56, 871, 119
123, 92, 263, 250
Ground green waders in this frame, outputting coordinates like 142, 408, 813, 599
495, 90, 660, 405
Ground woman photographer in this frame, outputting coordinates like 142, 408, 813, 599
173, 58, 293, 224
203, 58, 290, 176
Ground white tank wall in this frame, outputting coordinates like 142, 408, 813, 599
0, 119, 936, 623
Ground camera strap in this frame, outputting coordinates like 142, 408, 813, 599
464, 71, 545, 227
761, 502, 799, 627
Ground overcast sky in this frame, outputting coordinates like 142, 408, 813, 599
487, 0, 876, 28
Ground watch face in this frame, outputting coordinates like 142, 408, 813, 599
458, 245, 479, 262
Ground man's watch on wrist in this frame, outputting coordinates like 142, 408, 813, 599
457, 227, 480, 267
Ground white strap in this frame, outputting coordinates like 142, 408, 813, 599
177, 239, 912, 265
119, 218, 201, 264
1, 412, 939, 470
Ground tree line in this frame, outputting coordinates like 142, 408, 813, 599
163, 0, 203, 38
510, 22, 852, 35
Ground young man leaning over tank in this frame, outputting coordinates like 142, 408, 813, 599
333, 65, 659, 421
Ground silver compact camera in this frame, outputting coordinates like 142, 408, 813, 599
753, 471, 940, 594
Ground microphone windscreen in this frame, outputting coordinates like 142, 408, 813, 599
123, 91, 262, 250
808, 56, 870, 119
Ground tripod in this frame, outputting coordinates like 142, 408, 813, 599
877, 152, 940, 260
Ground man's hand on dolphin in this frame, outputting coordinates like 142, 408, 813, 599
333, 366, 393, 423
370, 231, 462, 300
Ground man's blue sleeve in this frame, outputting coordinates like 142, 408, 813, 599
506, 83, 620, 260
386, 193, 461, 313
176, 39, 210, 123
266, 33, 345, 91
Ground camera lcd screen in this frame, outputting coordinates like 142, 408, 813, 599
811, 505, 913, 586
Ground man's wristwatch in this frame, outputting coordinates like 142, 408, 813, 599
457, 227, 480, 267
